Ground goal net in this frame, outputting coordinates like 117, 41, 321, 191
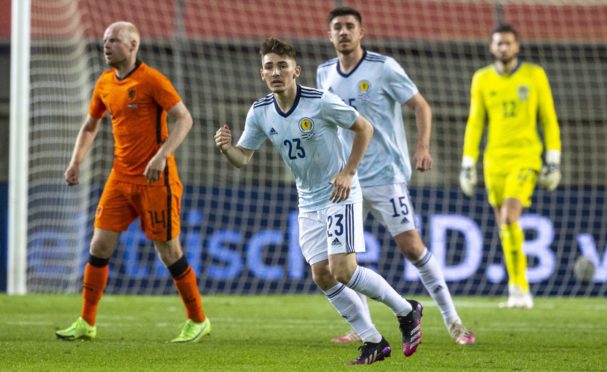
24, 0, 607, 296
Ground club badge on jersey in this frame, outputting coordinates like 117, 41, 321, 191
127, 88, 138, 110
517, 85, 529, 101
358, 80, 370, 93
298, 117, 315, 140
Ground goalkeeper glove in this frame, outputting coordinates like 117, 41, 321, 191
459, 156, 477, 197
539, 150, 561, 191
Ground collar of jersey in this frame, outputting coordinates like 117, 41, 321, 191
114, 59, 143, 81
494, 59, 522, 77
273, 84, 302, 118
336, 49, 367, 78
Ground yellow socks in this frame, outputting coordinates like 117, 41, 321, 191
499, 222, 529, 293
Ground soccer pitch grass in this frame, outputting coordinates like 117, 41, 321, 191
1, 295, 605, 371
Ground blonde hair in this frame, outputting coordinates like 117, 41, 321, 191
108, 21, 140, 48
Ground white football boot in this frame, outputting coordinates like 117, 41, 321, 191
499, 285, 534, 309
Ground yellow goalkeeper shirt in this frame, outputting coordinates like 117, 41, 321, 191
463, 61, 561, 173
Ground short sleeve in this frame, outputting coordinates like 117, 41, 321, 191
237, 105, 267, 151
321, 90, 359, 129
383, 57, 419, 104
315, 66, 323, 89
149, 69, 182, 111
88, 78, 107, 119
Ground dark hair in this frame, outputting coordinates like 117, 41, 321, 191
328, 6, 362, 24
492, 23, 519, 40
259, 37, 297, 59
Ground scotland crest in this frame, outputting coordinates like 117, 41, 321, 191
298, 117, 315, 140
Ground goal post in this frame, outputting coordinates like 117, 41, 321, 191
8, 0, 31, 295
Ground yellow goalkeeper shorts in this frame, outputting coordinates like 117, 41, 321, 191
484, 168, 539, 207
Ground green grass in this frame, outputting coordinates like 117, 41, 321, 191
0, 294, 605, 371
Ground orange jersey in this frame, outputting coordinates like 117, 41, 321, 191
89, 61, 182, 185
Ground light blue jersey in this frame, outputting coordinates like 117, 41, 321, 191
317, 50, 418, 186
238, 85, 362, 212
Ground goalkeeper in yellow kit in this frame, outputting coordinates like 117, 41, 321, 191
460, 24, 561, 309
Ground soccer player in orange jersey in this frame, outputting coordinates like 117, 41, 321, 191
55, 21, 210, 343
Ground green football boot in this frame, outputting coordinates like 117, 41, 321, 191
171, 318, 211, 343
56, 317, 97, 341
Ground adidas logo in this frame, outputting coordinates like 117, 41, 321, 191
331, 237, 341, 246
400, 216, 410, 224
269, 128, 278, 135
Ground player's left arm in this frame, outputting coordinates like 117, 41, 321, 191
537, 68, 561, 153
330, 115, 374, 203
144, 102, 193, 183
536, 68, 562, 190
405, 93, 432, 171
383, 58, 432, 171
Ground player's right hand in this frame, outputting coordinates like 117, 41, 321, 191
329, 170, 353, 203
64, 163, 80, 186
214, 124, 232, 153
459, 166, 477, 197
414, 145, 433, 172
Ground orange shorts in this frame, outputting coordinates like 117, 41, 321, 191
94, 172, 182, 241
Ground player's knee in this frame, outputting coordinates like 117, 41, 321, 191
502, 199, 523, 224
154, 239, 183, 266
330, 267, 354, 285
89, 239, 115, 258
158, 252, 182, 267
332, 273, 351, 285
502, 212, 520, 225
394, 230, 425, 261
401, 246, 425, 262
89, 229, 119, 258
311, 267, 336, 290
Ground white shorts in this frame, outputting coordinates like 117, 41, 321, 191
298, 202, 366, 265
362, 182, 418, 236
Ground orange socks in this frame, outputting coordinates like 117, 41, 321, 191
80, 258, 109, 326
79, 254, 205, 325
170, 256, 205, 323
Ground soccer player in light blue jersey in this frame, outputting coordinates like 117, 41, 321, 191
317, 7, 475, 345
215, 37, 423, 364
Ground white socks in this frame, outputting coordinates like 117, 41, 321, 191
356, 290, 370, 318
338, 249, 461, 332
346, 266, 411, 316
414, 248, 460, 326
323, 283, 382, 343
